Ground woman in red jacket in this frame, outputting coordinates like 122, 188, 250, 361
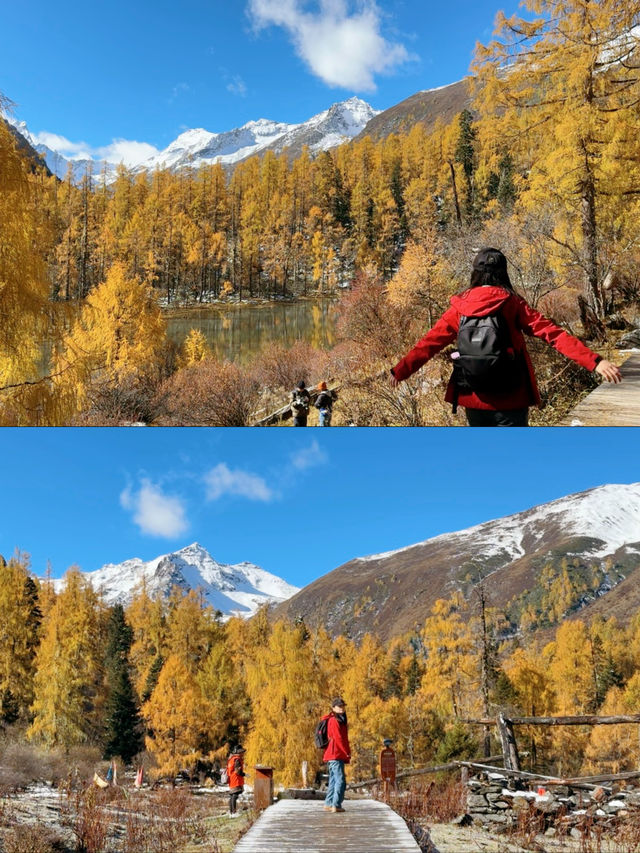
322, 697, 351, 813
391, 248, 621, 426
226, 744, 246, 816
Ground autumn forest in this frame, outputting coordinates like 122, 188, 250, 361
2, 0, 640, 425
3, 551, 640, 790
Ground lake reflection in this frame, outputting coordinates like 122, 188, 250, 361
166, 299, 338, 364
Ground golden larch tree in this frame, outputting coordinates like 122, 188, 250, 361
54, 261, 167, 413
143, 653, 210, 781
28, 568, 105, 749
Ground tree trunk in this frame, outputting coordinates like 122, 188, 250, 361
448, 161, 462, 226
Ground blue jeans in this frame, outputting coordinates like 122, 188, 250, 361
318, 408, 332, 427
325, 760, 346, 807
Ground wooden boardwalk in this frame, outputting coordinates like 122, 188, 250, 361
232, 799, 421, 852
561, 352, 640, 425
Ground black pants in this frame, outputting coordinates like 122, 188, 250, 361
293, 414, 308, 427
465, 407, 529, 427
229, 788, 242, 813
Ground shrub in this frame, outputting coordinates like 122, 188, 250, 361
434, 722, 478, 764
158, 359, 261, 426
3, 825, 65, 853
253, 340, 327, 394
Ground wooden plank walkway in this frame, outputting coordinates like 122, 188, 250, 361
561, 352, 640, 425
232, 799, 421, 852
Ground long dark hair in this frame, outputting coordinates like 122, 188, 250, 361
469, 267, 514, 291
469, 247, 514, 291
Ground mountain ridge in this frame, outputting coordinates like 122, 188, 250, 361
274, 482, 640, 641
49, 542, 300, 619
9, 96, 379, 182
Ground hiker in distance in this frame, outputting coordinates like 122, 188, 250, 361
290, 380, 311, 427
226, 744, 246, 817
315, 381, 337, 426
322, 697, 351, 813
390, 248, 622, 426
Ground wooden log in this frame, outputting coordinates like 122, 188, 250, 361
252, 384, 340, 427
456, 762, 604, 791
497, 713, 520, 772
346, 755, 504, 790
544, 769, 640, 786
464, 714, 640, 727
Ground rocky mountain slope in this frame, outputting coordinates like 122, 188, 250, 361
355, 78, 471, 142
275, 483, 640, 641
51, 542, 299, 618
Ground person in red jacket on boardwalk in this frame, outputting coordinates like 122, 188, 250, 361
391, 248, 622, 426
322, 697, 351, 813
226, 744, 246, 817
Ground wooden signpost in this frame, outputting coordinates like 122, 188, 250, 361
380, 742, 396, 801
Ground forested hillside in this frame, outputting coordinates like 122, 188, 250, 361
1, 1, 638, 425
3, 552, 640, 789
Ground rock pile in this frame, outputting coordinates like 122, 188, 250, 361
465, 771, 640, 836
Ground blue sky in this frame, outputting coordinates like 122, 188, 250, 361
1, 428, 637, 589
2, 0, 520, 165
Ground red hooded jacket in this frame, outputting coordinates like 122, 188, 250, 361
226, 752, 245, 790
391, 287, 601, 411
322, 712, 351, 763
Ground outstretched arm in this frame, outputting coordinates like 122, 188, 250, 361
595, 359, 622, 383
518, 300, 622, 381
390, 309, 458, 384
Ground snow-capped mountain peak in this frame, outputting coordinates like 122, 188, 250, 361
12, 95, 380, 182
357, 482, 640, 565
51, 542, 299, 618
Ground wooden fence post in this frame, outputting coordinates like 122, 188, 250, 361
497, 713, 520, 772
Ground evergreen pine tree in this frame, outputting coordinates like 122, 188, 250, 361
103, 604, 143, 763
454, 109, 478, 222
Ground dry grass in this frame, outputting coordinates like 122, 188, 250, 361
384, 777, 468, 824
2, 825, 66, 853
0, 743, 103, 793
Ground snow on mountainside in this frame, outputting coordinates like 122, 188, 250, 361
141, 97, 377, 171
276, 482, 640, 641
8, 120, 118, 183
51, 543, 299, 618
357, 482, 640, 566
10, 97, 379, 182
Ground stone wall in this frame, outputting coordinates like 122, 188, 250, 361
466, 770, 640, 837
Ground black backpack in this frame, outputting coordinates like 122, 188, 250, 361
452, 309, 522, 395
314, 717, 329, 749
291, 389, 310, 413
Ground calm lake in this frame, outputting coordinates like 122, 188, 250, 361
166, 299, 339, 363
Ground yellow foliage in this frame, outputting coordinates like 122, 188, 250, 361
0, 556, 40, 715
244, 622, 326, 786
143, 654, 210, 780
27, 568, 105, 749
179, 328, 210, 367
0, 118, 55, 423
54, 261, 167, 412
583, 673, 640, 774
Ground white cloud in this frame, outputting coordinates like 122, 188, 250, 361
247, 0, 409, 91
95, 139, 160, 165
227, 75, 248, 97
30, 130, 159, 167
169, 82, 190, 104
204, 463, 275, 502
290, 439, 328, 471
120, 480, 189, 538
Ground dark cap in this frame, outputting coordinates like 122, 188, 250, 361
472, 247, 507, 272
331, 696, 346, 707
297, 380, 306, 389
